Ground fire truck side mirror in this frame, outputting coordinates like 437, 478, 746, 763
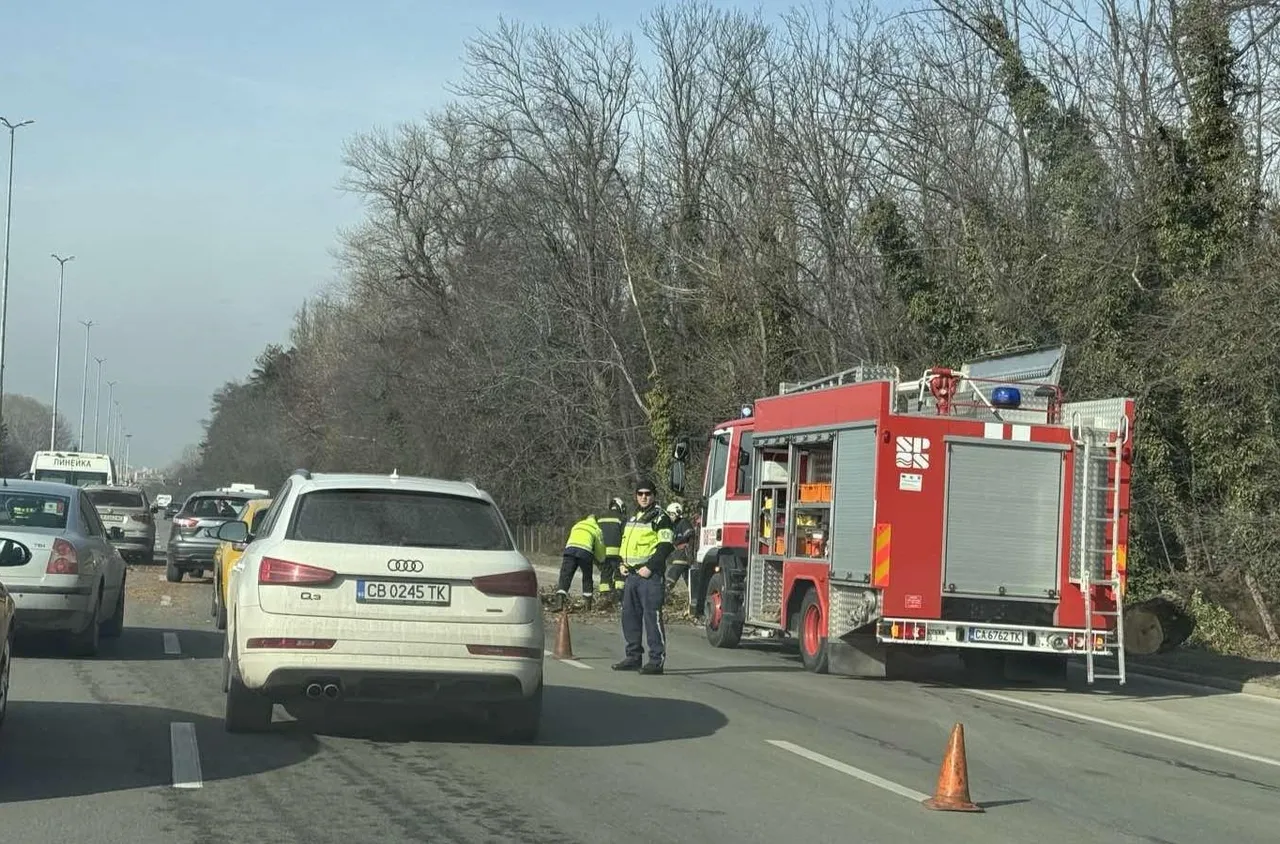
668, 459, 686, 495
672, 437, 690, 462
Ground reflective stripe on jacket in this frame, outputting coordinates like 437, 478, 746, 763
597, 514, 624, 559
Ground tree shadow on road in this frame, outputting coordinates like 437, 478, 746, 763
871, 650, 1240, 701
280, 684, 729, 747
13, 625, 224, 661
0, 701, 320, 803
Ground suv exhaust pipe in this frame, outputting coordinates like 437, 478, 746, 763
322, 683, 341, 699
305, 683, 323, 699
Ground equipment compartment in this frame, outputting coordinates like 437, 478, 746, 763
941, 440, 1065, 600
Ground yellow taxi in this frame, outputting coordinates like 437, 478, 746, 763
211, 497, 273, 630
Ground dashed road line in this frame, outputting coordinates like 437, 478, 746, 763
163, 631, 182, 656
160, 594, 172, 607
767, 739, 931, 802
964, 688, 1280, 770
170, 722, 203, 789
544, 650, 593, 669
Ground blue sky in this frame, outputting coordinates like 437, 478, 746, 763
3, 0, 805, 469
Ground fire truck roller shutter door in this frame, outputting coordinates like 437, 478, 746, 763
942, 440, 1065, 599
829, 427, 877, 586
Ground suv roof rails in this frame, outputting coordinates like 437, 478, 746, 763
291, 468, 312, 480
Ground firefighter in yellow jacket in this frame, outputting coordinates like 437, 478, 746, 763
555, 513, 606, 611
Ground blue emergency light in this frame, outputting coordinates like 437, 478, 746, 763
990, 386, 1022, 408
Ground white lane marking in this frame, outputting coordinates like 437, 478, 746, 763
160, 595, 172, 607
163, 632, 181, 655
767, 739, 931, 802
544, 649, 592, 669
965, 689, 1280, 770
170, 722, 203, 789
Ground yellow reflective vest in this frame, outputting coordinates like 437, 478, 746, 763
565, 515, 606, 563
620, 506, 675, 571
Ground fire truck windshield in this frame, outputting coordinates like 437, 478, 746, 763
706, 433, 730, 498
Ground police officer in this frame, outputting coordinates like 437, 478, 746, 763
555, 512, 605, 611
595, 497, 626, 606
612, 479, 676, 675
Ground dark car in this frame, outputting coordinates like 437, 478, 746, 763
165, 490, 268, 583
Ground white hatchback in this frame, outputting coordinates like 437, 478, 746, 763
218, 470, 545, 740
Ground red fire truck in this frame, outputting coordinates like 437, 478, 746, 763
667, 345, 1134, 685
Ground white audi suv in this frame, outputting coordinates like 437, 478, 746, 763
218, 469, 544, 741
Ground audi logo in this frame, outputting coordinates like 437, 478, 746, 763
386, 559, 424, 573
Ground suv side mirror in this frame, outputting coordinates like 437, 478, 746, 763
216, 521, 249, 543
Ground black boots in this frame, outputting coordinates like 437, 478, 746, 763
611, 658, 663, 674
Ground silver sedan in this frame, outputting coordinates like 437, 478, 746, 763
0, 479, 127, 656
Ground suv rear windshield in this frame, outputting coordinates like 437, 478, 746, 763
86, 489, 145, 508
183, 496, 255, 519
288, 489, 514, 550
0, 493, 70, 530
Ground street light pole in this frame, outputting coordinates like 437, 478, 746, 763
77, 320, 94, 450
92, 357, 105, 450
124, 433, 131, 483
104, 380, 116, 454
49, 254, 75, 448
0, 117, 34, 433
113, 403, 122, 464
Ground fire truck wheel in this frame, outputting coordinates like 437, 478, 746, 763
798, 589, 829, 674
704, 571, 742, 649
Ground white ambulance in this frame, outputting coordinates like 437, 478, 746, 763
26, 451, 117, 487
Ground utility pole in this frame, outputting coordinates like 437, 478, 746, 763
77, 320, 94, 450
49, 254, 75, 448
104, 381, 116, 455
92, 358, 105, 450
0, 117, 34, 432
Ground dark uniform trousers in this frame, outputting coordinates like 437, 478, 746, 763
557, 547, 594, 594
622, 571, 667, 665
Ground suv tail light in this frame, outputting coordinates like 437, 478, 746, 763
258, 557, 335, 585
47, 538, 79, 575
471, 570, 538, 598
134, 511, 153, 524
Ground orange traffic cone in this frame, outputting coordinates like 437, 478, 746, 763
553, 606, 574, 659
922, 723, 983, 812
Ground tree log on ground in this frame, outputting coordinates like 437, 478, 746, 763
1124, 595, 1197, 656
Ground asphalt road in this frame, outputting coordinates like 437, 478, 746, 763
3, 523, 1279, 843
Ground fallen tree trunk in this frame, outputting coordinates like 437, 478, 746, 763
1123, 595, 1197, 656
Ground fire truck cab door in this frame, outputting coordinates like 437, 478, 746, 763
699, 430, 732, 556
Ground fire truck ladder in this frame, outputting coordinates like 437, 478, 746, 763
1073, 414, 1130, 685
